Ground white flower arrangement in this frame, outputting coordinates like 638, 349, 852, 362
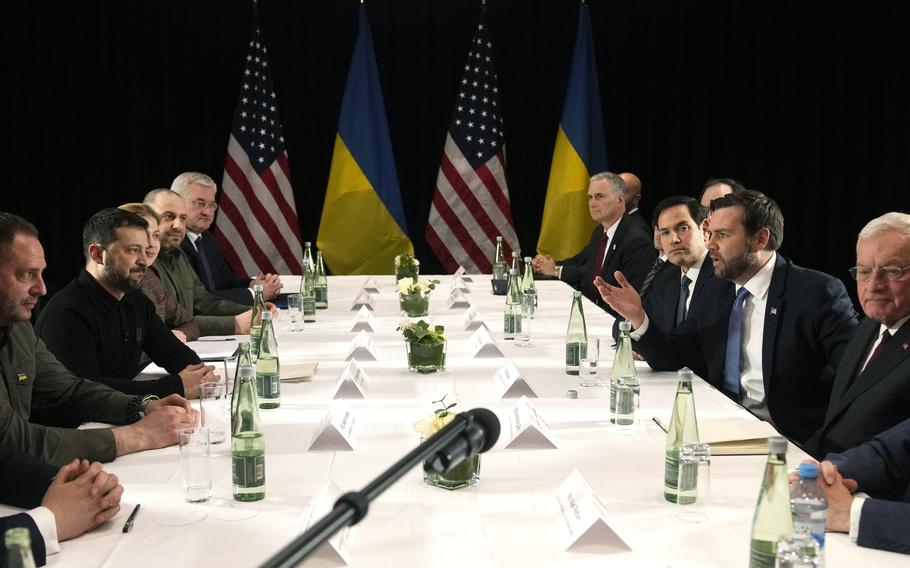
396, 277, 439, 297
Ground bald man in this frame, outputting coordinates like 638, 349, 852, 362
619, 172, 650, 234
699, 177, 745, 208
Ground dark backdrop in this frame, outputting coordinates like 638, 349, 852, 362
7, 0, 910, 307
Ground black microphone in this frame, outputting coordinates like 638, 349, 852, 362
424, 408, 500, 475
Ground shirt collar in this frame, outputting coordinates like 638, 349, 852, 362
880, 315, 910, 337
186, 231, 201, 244
604, 217, 622, 241
682, 250, 708, 277
736, 252, 777, 301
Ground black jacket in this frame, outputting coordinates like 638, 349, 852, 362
181, 231, 254, 306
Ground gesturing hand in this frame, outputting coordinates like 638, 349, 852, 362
593, 271, 645, 329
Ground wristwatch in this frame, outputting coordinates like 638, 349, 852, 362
139, 394, 160, 416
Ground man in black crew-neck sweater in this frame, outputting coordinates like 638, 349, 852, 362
35, 209, 215, 404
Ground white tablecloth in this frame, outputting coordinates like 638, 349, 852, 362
34, 275, 902, 566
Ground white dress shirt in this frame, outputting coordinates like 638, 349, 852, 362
738, 252, 777, 422
680, 251, 708, 314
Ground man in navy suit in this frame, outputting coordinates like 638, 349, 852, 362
808, 416, 910, 554
805, 212, 910, 457
172, 172, 282, 306
0, 446, 123, 565
532, 172, 655, 317
595, 190, 859, 443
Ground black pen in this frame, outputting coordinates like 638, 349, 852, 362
122, 504, 140, 533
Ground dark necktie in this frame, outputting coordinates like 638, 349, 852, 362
595, 231, 609, 271
866, 330, 892, 367
723, 287, 751, 398
676, 274, 692, 325
639, 257, 665, 297
194, 235, 216, 290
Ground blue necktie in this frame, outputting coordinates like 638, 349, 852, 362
194, 235, 216, 290
676, 275, 691, 325
723, 287, 751, 398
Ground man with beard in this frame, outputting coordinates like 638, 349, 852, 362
595, 190, 859, 443
143, 189, 253, 336
36, 209, 214, 400
0, 211, 197, 465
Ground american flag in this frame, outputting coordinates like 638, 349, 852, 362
215, 25, 303, 276
425, 13, 519, 274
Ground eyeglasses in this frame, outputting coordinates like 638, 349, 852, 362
190, 199, 218, 212
849, 266, 910, 281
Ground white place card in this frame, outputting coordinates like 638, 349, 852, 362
361, 276, 381, 293
462, 306, 487, 331
493, 360, 537, 398
350, 305, 376, 332
554, 469, 631, 554
446, 289, 471, 309
469, 326, 504, 358
454, 266, 473, 282
345, 330, 379, 361
308, 403, 357, 451
451, 276, 471, 293
297, 481, 353, 565
504, 396, 557, 449
350, 290, 375, 311
332, 360, 369, 399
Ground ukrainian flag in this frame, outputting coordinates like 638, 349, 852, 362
536, 4, 607, 260
318, 6, 413, 275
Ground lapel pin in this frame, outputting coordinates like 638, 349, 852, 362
903, 343, 909, 351
770, 308, 778, 315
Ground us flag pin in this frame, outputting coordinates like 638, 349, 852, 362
770, 308, 778, 315
903, 343, 909, 351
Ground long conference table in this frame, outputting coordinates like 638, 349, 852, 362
29, 275, 904, 567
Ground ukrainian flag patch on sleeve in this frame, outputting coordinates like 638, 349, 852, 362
17, 372, 28, 383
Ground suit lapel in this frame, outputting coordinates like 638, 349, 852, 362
691, 256, 714, 304
829, 321, 910, 420
826, 319, 878, 408
761, 256, 788, 397
601, 216, 626, 278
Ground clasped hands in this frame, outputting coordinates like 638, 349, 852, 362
789, 459, 859, 533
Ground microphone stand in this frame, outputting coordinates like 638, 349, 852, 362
260, 412, 484, 568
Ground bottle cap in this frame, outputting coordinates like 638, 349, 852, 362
524, 256, 531, 262
262, 311, 273, 320
305, 241, 312, 246
254, 284, 264, 292
510, 268, 518, 275
566, 390, 578, 399
238, 365, 255, 378
768, 436, 788, 454
677, 367, 694, 380
496, 236, 503, 241
797, 462, 819, 478
619, 320, 631, 331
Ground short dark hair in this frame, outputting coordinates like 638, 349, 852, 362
0, 212, 39, 262
698, 177, 746, 202
652, 196, 707, 229
710, 189, 784, 250
82, 208, 149, 261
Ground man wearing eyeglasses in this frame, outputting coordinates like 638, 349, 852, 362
805, 212, 910, 457
172, 172, 282, 306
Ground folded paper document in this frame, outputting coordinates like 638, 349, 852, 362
652, 417, 778, 455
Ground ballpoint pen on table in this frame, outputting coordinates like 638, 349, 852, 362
122, 504, 141, 533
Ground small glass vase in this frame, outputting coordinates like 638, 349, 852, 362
394, 257, 420, 283
406, 340, 447, 373
422, 448, 481, 490
399, 292, 429, 317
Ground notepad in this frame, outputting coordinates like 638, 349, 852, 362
652, 417, 778, 455
280, 362, 319, 382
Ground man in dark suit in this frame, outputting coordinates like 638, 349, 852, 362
805, 212, 910, 457
619, 172, 651, 235
595, 190, 859, 443
1, 446, 124, 565
171, 172, 282, 306
809, 416, 910, 554
532, 172, 655, 317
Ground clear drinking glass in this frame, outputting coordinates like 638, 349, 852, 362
578, 337, 601, 387
200, 382, 228, 445
515, 302, 532, 347
179, 428, 212, 503
286, 293, 302, 332
675, 442, 712, 523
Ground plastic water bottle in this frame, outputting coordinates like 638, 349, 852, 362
790, 463, 827, 554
